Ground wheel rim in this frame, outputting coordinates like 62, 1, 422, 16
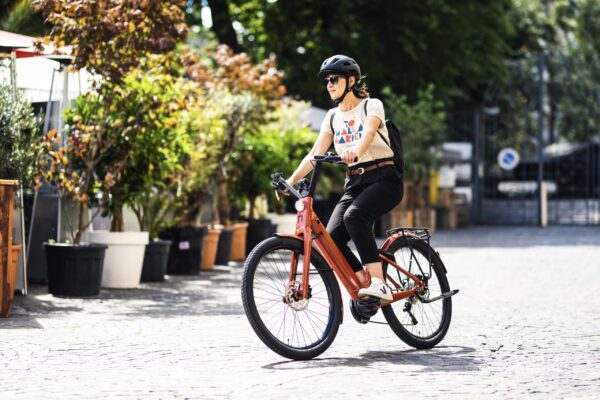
251, 247, 335, 350
386, 244, 447, 339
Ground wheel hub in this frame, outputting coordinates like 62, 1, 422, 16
283, 281, 310, 311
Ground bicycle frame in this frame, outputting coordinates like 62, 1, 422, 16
276, 156, 426, 304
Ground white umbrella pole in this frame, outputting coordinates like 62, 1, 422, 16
10, 51, 28, 295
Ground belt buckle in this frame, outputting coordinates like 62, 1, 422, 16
357, 167, 365, 175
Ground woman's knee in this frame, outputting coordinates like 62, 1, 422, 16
343, 205, 370, 232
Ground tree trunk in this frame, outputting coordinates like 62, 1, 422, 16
248, 195, 256, 220
74, 203, 87, 244
206, 0, 241, 52
111, 206, 125, 232
211, 185, 220, 224
218, 182, 230, 226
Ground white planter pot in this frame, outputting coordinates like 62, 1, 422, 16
85, 231, 149, 288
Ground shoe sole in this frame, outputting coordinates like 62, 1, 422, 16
358, 291, 393, 302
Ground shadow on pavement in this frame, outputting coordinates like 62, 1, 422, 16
5, 265, 246, 322
1, 295, 83, 329
261, 345, 482, 372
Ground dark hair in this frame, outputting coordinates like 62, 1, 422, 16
351, 75, 369, 98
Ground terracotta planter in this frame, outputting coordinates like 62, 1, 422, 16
1, 179, 17, 317
8, 244, 21, 301
229, 222, 248, 261
201, 228, 221, 270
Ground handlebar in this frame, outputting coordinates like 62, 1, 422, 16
311, 152, 346, 164
271, 153, 348, 200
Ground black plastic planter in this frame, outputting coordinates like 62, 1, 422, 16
159, 226, 208, 275
140, 240, 172, 282
269, 223, 278, 237
246, 219, 272, 256
215, 227, 234, 265
44, 243, 107, 297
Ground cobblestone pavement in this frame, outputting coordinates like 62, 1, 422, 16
1, 226, 599, 399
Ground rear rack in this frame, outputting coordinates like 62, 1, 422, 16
384, 227, 433, 278
385, 227, 431, 240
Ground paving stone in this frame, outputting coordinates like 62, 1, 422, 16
0, 226, 599, 399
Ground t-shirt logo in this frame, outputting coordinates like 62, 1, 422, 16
335, 119, 363, 144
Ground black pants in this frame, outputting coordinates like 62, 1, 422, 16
326, 165, 404, 272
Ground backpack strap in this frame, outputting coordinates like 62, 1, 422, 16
329, 110, 335, 134
363, 98, 391, 148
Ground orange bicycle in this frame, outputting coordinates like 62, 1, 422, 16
241, 153, 459, 360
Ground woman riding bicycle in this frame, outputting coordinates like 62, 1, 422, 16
286, 55, 403, 302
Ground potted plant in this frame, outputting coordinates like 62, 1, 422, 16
86, 61, 192, 285
228, 102, 316, 255
200, 226, 221, 270
32, 0, 188, 292
117, 57, 195, 281
0, 83, 40, 310
184, 45, 286, 262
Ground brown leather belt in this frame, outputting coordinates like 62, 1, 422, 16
346, 160, 395, 176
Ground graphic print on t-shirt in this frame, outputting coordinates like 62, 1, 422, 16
335, 118, 363, 145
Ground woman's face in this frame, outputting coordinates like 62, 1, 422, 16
324, 74, 353, 100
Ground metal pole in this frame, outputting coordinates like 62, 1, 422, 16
472, 110, 481, 224
10, 51, 28, 294
43, 68, 57, 134
537, 52, 547, 227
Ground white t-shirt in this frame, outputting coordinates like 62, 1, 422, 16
320, 98, 394, 166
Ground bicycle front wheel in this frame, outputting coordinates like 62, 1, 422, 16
241, 236, 342, 360
381, 237, 453, 349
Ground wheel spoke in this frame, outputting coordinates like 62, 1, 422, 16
245, 244, 337, 352
382, 239, 452, 346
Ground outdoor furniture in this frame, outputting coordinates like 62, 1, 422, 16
1, 180, 18, 317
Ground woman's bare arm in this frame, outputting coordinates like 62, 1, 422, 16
287, 131, 333, 186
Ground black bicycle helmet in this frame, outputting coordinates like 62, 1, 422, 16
318, 55, 361, 80
319, 55, 361, 104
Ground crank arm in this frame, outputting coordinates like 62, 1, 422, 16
416, 289, 459, 304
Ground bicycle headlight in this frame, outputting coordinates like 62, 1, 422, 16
295, 200, 305, 212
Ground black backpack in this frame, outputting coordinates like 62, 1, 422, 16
329, 99, 404, 178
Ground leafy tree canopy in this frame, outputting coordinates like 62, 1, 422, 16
189, 0, 514, 108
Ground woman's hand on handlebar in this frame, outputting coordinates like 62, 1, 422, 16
340, 149, 359, 164
281, 178, 295, 196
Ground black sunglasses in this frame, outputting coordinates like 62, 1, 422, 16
322, 75, 341, 86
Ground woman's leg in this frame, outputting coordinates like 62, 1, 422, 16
325, 192, 367, 283
343, 180, 403, 293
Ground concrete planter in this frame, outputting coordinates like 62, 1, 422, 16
86, 231, 149, 288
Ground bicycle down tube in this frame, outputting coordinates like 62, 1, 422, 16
283, 157, 425, 303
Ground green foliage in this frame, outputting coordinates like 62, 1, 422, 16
33, 0, 189, 84
0, 82, 40, 189
100, 59, 195, 237
172, 88, 266, 225
383, 85, 446, 181
481, 0, 600, 148
229, 101, 315, 218
0, 0, 47, 36
225, 0, 513, 108
33, 0, 192, 241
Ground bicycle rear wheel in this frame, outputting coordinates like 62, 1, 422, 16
381, 237, 452, 349
241, 236, 342, 360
